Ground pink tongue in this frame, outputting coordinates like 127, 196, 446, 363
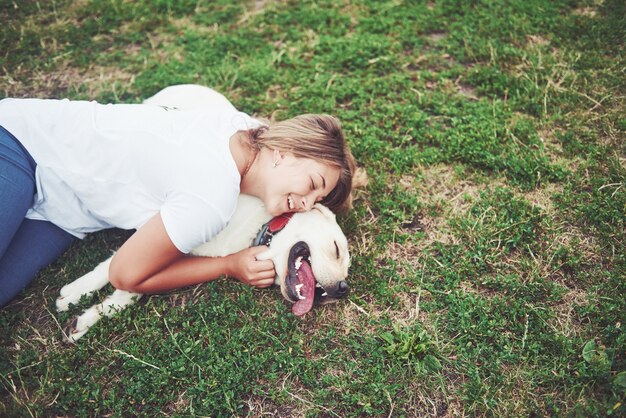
292, 259, 315, 316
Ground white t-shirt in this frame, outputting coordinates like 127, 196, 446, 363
0, 96, 259, 254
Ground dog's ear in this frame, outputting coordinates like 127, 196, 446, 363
312, 204, 336, 220
352, 167, 369, 189
339, 167, 369, 212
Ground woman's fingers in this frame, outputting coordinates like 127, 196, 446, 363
252, 278, 275, 289
249, 265, 276, 288
227, 246, 276, 288
252, 258, 274, 273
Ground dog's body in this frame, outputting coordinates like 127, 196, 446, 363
56, 85, 351, 342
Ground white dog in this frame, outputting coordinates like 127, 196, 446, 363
56, 85, 351, 342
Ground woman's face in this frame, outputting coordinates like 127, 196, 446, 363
261, 150, 341, 216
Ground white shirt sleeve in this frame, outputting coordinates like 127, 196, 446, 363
160, 192, 231, 254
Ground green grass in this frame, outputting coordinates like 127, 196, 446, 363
1, 0, 624, 416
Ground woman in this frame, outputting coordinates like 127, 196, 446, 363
0, 90, 355, 307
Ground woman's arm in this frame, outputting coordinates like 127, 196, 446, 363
109, 213, 276, 293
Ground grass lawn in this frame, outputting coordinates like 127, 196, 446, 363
1, 0, 624, 416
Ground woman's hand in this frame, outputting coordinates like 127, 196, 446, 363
225, 246, 276, 288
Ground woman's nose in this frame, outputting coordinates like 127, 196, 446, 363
298, 190, 323, 212
300, 193, 318, 211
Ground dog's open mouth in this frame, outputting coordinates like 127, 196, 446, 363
285, 241, 327, 316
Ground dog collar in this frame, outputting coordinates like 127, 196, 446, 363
253, 212, 295, 247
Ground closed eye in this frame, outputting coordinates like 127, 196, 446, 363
334, 240, 340, 259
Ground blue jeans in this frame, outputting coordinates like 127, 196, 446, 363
0, 125, 77, 307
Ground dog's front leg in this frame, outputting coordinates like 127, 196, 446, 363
56, 255, 114, 311
64, 289, 142, 342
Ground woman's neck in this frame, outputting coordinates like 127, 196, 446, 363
229, 132, 256, 180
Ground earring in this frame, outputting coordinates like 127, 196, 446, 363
272, 149, 281, 168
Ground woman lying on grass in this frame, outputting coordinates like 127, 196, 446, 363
0, 86, 356, 307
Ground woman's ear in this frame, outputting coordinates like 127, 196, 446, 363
272, 149, 285, 166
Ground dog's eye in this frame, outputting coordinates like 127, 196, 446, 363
334, 240, 340, 259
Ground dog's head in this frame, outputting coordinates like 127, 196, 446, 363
255, 203, 350, 316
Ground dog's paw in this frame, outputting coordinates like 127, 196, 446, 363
56, 296, 69, 312
57, 282, 84, 311
62, 317, 82, 343
59, 282, 78, 297
55, 293, 81, 312
62, 309, 101, 342
62, 317, 91, 343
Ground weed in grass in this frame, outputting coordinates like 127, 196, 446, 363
379, 323, 442, 374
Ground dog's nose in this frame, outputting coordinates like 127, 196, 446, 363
337, 281, 349, 297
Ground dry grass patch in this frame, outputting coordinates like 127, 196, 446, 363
238, 0, 288, 24
80, 64, 137, 98
163, 391, 192, 416
458, 280, 500, 301
396, 373, 465, 417
488, 364, 540, 416
381, 240, 433, 276
496, 211, 601, 284
536, 126, 582, 172
456, 82, 479, 100
567, 94, 626, 150
384, 291, 437, 332
526, 34, 550, 47
113, 24, 187, 68
410, 164, 498, 229
572, 7, 598, 17
427, 32, 447, 43
522, 182, 562, 215
548, 286, 589, 339
397, 390, 461, 417
321, 298, 370, 336
413, 164, 491, 218
242, 394, 303, 417
2, 60, 137, 99
552, 226, 604, 268
512, 45, 582, 118
380, 165, 497, 277
2, 63, 84, 97
169, 16, 220, 35
146, 30, 185, 64
267, 376, 336, 417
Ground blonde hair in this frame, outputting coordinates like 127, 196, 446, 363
246, 114, 356, 213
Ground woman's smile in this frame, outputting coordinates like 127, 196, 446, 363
288, 194, 295, 211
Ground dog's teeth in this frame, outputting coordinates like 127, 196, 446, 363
294, 256, 302, 271
315, 283, 322, 288
295, 283, 305, 300
321, 292, 328, 297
